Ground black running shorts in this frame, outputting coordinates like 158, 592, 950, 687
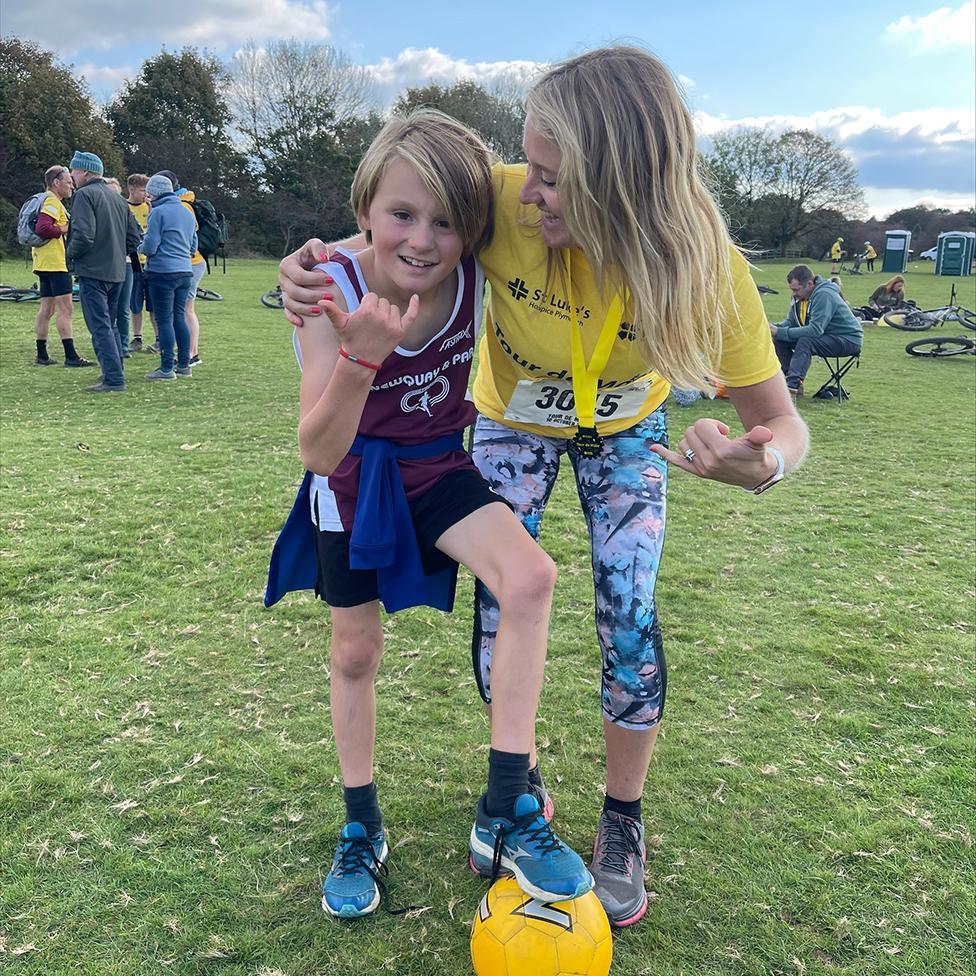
315, 467, 505, 608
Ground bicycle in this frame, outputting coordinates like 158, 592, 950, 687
0, 283, 41, 302
883, 284, 976, 331
261, 286, 283, 309
884, 285, 976, 358
195, 286, 224, 301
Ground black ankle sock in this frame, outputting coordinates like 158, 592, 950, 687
528, 763, 543, 789
62, 338, 77, 360
486, 749, 530, 817
604, 793, 642, 821
36, 340, 47, 358
343, 782, 382, 833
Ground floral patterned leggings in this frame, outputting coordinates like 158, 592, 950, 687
470, 409, 669, 730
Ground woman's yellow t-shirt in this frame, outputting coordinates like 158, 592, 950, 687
472, 164, 781, 438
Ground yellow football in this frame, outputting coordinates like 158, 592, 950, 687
470, 877, 612, 976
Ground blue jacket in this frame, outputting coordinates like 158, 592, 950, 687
775, 276, 863, 346
138, 193, 197, 273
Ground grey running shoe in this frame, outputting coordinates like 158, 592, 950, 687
174, 366, 192, 377
34, 355, 56, 366
590, 810, 647, 927
145, 368, 176, 380
145, 342, 161, 354
85, 382, 126, 393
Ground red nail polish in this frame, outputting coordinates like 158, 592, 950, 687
310, 307, 321, 315
318, 252, 327, 260
323, 275, 334, 284
322, 293, 332, 301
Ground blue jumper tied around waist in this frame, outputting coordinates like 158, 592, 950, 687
265, 432, 463, 614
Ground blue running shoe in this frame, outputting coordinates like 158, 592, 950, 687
322, 822, 389, 919
468, 793, 593, 903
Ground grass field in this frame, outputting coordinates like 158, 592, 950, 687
1, 257, 974, 976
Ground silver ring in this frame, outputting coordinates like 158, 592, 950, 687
683, 448, 696, 463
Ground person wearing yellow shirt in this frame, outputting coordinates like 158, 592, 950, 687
31, 165, 94, 367
125, 174, 155, 351
278, 46, 809, 927
864, 241, 877, 273
830, 237, 844, 273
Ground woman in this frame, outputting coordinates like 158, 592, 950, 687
138, 173, 197, 380
854, 275, 909, 321
277, 45, 809, 928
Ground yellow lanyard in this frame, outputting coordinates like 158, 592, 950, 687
564, 250, 625, 437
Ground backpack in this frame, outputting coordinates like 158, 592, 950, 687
17, 192, 48, 247
190, 198, 225, 268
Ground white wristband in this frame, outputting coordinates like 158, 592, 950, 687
743, 446, 785, 495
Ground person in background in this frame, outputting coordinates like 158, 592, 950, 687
157, 170, 206, 367
65, 150, 142, 393
125, 174, 155, 352
770, 265, 862, 400
30, 164, 95, 368
104, 176, 136, 358
830, 237, 844, 274
864, 241, 877, 273
138, 174, 196, 380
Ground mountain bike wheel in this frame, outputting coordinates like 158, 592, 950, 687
884, 309, 935, 331
261, 289, 284, 309
953, 307, 976, 330
195, 287, 223, 301
905, 336, 975, 357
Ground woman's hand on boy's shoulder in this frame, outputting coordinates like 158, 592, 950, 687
322, 292, 421, 367
280, 238, 334, 325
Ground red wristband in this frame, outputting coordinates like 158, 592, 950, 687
338, 347, 382, 371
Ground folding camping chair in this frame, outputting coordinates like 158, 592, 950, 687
812, 353, 860, 401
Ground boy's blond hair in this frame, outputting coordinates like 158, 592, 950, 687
351, 109, 494, 256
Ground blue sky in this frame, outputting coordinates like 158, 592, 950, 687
6, 0, 975, 217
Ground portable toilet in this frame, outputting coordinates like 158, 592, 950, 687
882, 230, 911, 273
935, 231, 975, 276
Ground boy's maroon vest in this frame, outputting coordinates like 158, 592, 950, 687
321, 251, 481, 530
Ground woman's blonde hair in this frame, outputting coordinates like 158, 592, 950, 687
351, 109, 495, 257
883, 274, 905, 293
525, 46, 733, 389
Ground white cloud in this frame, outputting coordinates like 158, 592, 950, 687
694, 105, 974, 143
363, 48, 545, 107
862, 186, 976, 218
75, 63, 138, 98
6, 0, 333, 53
885, 2, 975, 51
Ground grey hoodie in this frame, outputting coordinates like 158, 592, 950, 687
775, 276, 863, 345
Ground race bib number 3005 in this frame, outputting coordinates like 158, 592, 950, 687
503, 378, 651, 428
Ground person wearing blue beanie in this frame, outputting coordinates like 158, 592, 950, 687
69, 151, 104, 177
65, 151, 142, 392
138, 173, 197, 379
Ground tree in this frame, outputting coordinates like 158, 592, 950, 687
705, 126, 865, 255
228, 41, 381, 249
0, 36, 122, 251
392, 80, 525, 162
107, 49, 243, 198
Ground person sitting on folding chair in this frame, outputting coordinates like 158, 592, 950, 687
769, 265, 863, 402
